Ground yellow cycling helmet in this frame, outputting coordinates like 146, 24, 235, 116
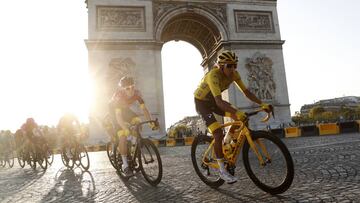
217, 50, 238, 65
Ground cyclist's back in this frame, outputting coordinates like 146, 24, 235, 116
58, 113, 80, 137
22, 118, 42, 144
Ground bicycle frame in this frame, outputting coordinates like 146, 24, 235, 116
202, 110, 272, 169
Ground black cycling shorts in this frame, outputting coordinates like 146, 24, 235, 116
194, 98, 225, 133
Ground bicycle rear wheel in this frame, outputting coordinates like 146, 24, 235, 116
191, 134, 224, 188
242, 131, 294, 194
138, 138, 162, 186
79, 145, 90, 171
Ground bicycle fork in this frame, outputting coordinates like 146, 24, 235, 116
244, 129, 271, 166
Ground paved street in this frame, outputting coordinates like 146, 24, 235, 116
1, 133, 360, 203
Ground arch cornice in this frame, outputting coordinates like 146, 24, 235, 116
154, 6, 229, 43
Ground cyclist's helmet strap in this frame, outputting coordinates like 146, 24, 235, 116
217, 50, 238, 65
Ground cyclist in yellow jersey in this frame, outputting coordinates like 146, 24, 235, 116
194, 50, 271, 184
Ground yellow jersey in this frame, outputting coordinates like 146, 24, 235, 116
194, 67, 246, 101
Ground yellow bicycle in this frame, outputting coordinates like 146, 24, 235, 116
191, 108, 294, 194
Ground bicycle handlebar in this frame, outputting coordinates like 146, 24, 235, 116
245, 105, 274, 122
129, 118, 159, 131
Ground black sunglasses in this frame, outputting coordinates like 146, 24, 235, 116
225, 64, 237, 69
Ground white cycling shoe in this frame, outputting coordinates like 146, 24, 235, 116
219, 170, 238, 184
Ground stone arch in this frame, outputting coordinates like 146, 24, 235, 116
155, 7, 228, 61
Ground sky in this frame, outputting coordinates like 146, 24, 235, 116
0, 0, 359, 131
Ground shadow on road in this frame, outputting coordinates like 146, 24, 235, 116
0, 168, 45, 197
40, 167, 96, 203
216, 187, 298, 202
119, 171, 188, 202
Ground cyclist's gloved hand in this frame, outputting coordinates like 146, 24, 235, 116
149, 122, 159, 130
117, 128, 130, 137
235, 111, 247, 121
260, 103, 272, 113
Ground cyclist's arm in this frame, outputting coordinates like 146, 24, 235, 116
140, 103, 152, 121
234, 77, 262, 105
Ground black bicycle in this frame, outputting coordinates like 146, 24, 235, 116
105, 119, 163, 186
61, 135, 90, 171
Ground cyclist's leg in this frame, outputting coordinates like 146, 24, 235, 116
195, 98, 237, 183
119, 109, 139, 176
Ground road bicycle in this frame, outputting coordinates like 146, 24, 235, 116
0, 148, 15, 168
104, 118, 163, 186
61, 135, 90, 171
28, 139, 48, 170
191, 108, 294, 194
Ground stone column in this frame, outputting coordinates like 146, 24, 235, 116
86, 0, 166, 143
221, 2, 291, 129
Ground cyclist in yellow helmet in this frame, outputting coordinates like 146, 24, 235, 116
194, 50, 271, 184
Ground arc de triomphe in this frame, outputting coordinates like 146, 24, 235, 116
85, 0, 291, 140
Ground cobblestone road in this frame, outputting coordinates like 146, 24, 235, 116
1, 133, 360, 203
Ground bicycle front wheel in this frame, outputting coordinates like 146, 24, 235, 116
79, 145, 90, 171
46, 148, 54, 165
242, 131, 294, 194
191, 134, 224, 188
38, 151, 48, 170
106, 142, 118, 170
17, 150, 26, 168
138, 138, 162, 186
7, 151, 15, 168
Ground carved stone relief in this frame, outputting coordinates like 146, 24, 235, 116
97, 6, 146, 31
153, 2, 228, 30
245, 52, 276, 100
107, 58, 136, 92
234, 10, 274, 33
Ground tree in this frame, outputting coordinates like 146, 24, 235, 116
309, 106, 325, 120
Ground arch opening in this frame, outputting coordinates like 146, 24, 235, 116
160, 12, 223, 62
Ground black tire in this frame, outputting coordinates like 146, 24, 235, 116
242, 131, 294, 195
29, 150, 37, 170
138, 138, 162, 186
7, 151, 15, 168
62, 148, 74, 169
38, 150, 48, 170
79, 145, 90, 171
61, 149, 69, 167
46, 148, 54, 165
191, 134, 224, 188
17, 150, 26, 168
106, 142, 118, 169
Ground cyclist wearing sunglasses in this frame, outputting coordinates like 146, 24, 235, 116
194, 50, 271, 184
109, 76, 158, 177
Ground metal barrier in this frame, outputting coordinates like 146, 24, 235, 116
318, 123, 340, 136
166, 138, 176, 147
285, 127, 301, 138
300, 125, 319, 136
339, 121, 359, 133
184, 137, 195, 146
